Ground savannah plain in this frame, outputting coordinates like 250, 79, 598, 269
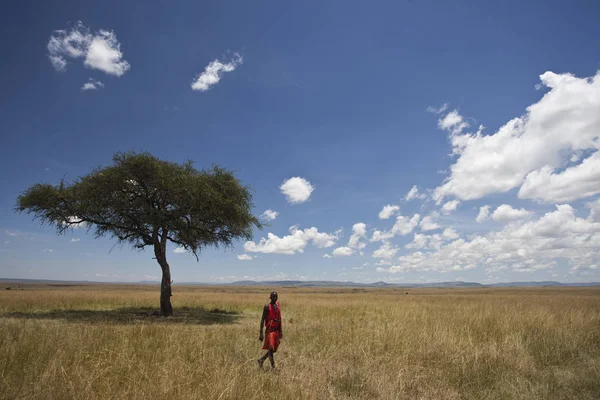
1, 283, 599, 399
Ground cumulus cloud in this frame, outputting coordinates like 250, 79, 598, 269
393, 214, 421, 236
491, 204, 532, 222
371, 213, 421, 242
420, 213, 441, 231
518, 152, 600, 203
348, 223, 367, 250
405, 185, 427, 201
48, 22, 130, 76
84, 30, 131, 76
237, 254, 253, 260
373, 242, 399, 259
433, 70, 600, 204
441, 200, 460, 214
438, 110, 469, 135
244, 225, 339, 255
379, 205, 400, 219
587, 199, 600, 222
378, 204, 600, 275
370, 229, 394, 242
323, 254, 333, 259
81, 78, 104, 91
476, 205, 491, 223
328, 222, 369, 257
260, 209, 279, 221
173, 247, 186, 253
333, 247, 353, 257
280, 177, 314, 204
406, 228, 460, 250
191, 52, 242, 91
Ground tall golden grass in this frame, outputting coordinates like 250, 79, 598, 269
1, 283, 599, 399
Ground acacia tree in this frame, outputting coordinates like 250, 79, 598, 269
15, 151, 262, 316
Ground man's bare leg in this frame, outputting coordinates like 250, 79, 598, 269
258, 350, 272, 368
268, 350, 275, 368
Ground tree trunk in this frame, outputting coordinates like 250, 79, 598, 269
154, 241, 173, 316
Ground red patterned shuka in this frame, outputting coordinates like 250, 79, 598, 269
265, 302, 281, 332
262, 302, 282, 352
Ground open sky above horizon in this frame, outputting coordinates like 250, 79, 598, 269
2, 0, 600, 284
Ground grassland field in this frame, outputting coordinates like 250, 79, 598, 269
1, 282, 599, 399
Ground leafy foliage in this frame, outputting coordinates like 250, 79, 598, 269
15, 151, 262, 259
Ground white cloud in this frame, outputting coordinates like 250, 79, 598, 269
491, 204, 532, 222
518, 152, 600, 203
433, 70, 600, 204
237, 254, 253, 260
191, 53, 242, 91
393, 214, 421, 236
378, 204, 600, 275
43, 248, 54, 253
587, 199, 600, 222
280, 177, 314, 204
438, 110, 469, 135
5, 230, 19, 236
406, 228, 460, 251
427, 103, 449, 114
373, 242, 399, 259
405, 185, 427, 201
348, 223, 367, 250
370, 229, 394, 242
371, 213, 421, 242
48, 22, 130, 76
84, 30, 130, 76
476, 205, 491, 223
442, 228, 460, 240
323, 254, 333, 258
420, 213, 441, 231
333, 247, 354, 257
379, 205, 400, 219
441, 200, 460, 214
244, 225, 339, 255
81, 78, 104, 91
70, 238, 80, 242
260, 209, 279, 221
173, 246, 186, 253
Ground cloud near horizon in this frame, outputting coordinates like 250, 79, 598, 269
247, 69, 600, 282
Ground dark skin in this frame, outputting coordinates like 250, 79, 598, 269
258, 292, 282, 369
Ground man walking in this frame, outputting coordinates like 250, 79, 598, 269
258, 291, 283, 369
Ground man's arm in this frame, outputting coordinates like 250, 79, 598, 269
259, 305, 268, 340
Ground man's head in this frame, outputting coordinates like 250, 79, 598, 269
270, 291, 278, 303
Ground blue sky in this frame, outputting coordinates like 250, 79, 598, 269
2, 0, 600, 284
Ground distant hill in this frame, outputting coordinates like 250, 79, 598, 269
229, 280, 486, 288
490, 281, 563, 287
490, 281, 600, 287
1, 278, 599, 288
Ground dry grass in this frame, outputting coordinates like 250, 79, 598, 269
1, 283, 599, 399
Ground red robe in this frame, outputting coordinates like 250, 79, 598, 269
262, 302, 282, 352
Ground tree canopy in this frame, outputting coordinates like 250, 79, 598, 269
15, 151, 262, 315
